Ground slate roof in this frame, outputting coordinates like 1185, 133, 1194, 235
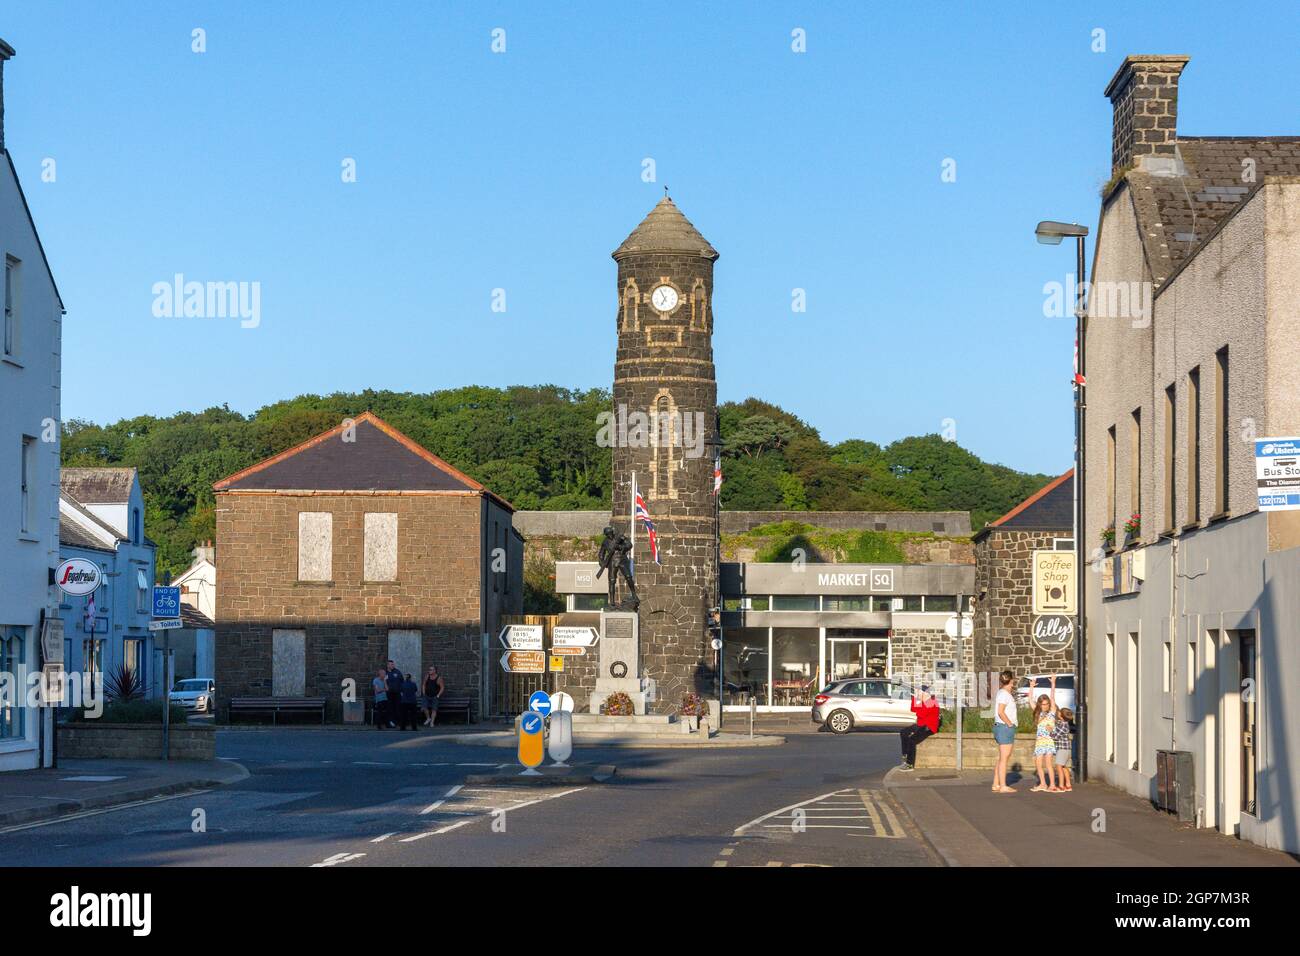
180, 604, 216, 629
61, 467, 138, 504
612, 196, 718, 261
974, 470, 1074, 540
213, 412, 511, 508
1122, 137, 1300, 291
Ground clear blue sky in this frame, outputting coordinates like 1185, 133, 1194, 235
5, 1, 1298, 475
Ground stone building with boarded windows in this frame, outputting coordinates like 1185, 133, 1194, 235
972, 470, 1075, 682
213, 412, 522, 721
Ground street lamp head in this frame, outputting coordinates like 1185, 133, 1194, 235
1035, 220, 1089, 245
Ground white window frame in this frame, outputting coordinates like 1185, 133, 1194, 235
3, 255, 19, 358
19, 435, 34, 535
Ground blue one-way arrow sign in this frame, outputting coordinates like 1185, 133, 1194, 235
528, 691, 552, 717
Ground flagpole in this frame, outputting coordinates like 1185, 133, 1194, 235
629, 471, 636, 578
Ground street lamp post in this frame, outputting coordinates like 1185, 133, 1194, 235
1035, 220, 1089, 783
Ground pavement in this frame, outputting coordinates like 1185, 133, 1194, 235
0, 758, 249, 829
886, 767, 1298, 867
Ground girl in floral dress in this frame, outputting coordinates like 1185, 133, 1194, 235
1030, 675, 1061, 792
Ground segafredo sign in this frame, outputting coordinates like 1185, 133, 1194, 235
55, 559, 102, 596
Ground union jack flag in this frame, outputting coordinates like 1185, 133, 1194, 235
634, 490, 661, 565
713, 452, 723, 496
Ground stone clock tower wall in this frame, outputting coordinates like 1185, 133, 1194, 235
609, 198, 720, 714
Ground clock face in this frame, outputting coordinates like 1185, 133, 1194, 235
650, 284, 679, 313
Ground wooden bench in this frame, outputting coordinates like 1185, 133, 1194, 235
434, 697, 473, 725
228, 696, 326, 725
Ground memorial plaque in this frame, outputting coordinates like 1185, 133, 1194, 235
600, 612, 639, 680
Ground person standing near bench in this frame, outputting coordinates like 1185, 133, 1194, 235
897, 685, 939, 772
372, 668, 390, 730
399, 673, 420, 730
422, 665, 444, 727
385, 660, 403, 729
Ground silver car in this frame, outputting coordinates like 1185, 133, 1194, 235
812, 679, 916, 734
169, 678, 215, 714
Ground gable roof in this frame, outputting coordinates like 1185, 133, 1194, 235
974, 470, 1074, 541
612, 196, 718, 261
58, 492, 123, 552
3, 150, 65, 310
213, 411, 511, 508
1119, 138, 1300, 292
61, 466, 138, 504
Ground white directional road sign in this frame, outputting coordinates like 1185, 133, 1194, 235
551, 626, 598, 648
149, 619, 184, 631
498, 624, 544, 650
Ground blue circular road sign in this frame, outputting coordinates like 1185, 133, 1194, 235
528, 691, 553, 716
521, 712, 545, 735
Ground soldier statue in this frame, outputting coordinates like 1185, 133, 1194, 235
596, 525, 640, 611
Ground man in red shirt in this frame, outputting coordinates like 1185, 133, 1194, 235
898, 686, 940, 771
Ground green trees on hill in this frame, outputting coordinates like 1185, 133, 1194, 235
61, 386, 1052, 578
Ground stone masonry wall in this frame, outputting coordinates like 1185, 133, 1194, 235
215, 492, 488, 721
973, 529, 1075, 681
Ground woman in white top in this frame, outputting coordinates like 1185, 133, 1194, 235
992, 670, 1018, 794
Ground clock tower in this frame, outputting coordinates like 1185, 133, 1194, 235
610, 196, 720, 714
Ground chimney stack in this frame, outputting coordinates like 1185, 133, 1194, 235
0, 39, 14, 153
1103, 55, 1190, 174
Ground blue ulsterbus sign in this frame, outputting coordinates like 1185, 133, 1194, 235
1255, 438, 1300, 511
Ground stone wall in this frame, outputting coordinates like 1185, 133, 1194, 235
891, 626, 976, 704
58, 722, 216, 760
915, 732, 1038, 771
216, 492, 506, 721
973, 529, 1074, 681
513, 509, 973, 538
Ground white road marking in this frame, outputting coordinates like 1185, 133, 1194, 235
60, 775, 125, 782
420, 784, 462, 815
370, 832, 396, 843
734, 788, 858, 835
398, 819, 472, 843
312, 851, 366, 867
352, 761, 392, 766
0, 789, 212, 835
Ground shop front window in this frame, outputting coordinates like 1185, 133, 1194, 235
823, 596, 871, 611
924, 595, 957, 613
723, 628, 768, 706
772, 595, 818, 611
1, 627, 27, 739
771, 628, 819, 705
571, 593, 605, 611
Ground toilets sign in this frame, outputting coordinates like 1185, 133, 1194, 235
1255, 438, 1300, 511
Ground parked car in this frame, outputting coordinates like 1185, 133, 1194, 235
170, 678, 215, 714
812, 678, 916, 734
1015, 673, 1075, 712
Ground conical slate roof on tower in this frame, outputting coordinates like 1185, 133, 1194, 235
612, 196, 718, 261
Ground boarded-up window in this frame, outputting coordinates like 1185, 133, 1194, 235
298, 512, 332, 581
272, 629, 306, 696
364, 513, 399, 581
387, 629, 421, 681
